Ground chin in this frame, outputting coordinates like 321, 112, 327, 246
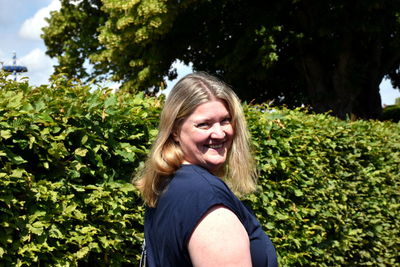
205, 160, 226, 172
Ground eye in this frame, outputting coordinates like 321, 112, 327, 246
195, 122, 210, 129
221, 117, 231, 125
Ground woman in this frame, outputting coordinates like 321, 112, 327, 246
135, 72, 277, 266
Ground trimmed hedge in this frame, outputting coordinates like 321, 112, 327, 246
382, 104, 400, 123
0, 74, 160, 266
245, 106, 400, 266
1, 73, 399, 266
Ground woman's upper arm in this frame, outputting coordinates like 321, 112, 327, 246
188, 205, 252, 267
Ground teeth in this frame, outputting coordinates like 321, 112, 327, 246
208, 144, 223, 149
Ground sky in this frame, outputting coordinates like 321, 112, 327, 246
1, 0, 399, 105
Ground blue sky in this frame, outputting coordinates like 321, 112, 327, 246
1, 0, 399, 105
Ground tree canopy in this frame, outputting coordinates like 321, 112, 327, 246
42, 0, 400, 119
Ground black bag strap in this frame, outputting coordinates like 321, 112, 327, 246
139, 238, 147, 267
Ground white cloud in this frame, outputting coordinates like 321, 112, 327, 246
18, 0, 60, 40
19, 48, 56, 85
20, 48, 52, 70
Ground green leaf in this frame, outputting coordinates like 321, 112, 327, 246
49, 225, 63, 239
81, 135, 88, 145
6, 92, 23, 108
75, 246, 90, 259
64, 204, 77, 214
10, 168, 26, 177
104, 94, 117, 108
294, 189, 303, 197
74, 148, 88, 157
0, 130, 12, 139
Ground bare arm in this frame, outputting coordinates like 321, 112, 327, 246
188, 205, 252, 267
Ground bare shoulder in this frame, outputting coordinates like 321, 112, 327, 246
188, 205, 252, 267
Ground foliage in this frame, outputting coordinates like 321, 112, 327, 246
382, 104, 400, 123
0, 73, 161, 266
42, 0, 107, 80
42, 0, 400, 119
0, 73, 160, 185
1, 75, 399, 265
244, 105, 400, 266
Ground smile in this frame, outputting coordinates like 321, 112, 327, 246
207, 144, 224, 149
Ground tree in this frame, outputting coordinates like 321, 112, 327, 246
42, 0, 400, 119
42, 0, 107, 80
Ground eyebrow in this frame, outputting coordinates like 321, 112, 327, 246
192, 114, 230, 122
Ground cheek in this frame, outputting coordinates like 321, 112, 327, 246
225, 125, 234, 138
226, 127, 235, 148
180, 130, 208, 148
192, 132, 210, 146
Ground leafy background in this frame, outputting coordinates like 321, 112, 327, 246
0, 73, 399, 266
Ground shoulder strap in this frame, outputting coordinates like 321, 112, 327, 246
139, 239, 147, 267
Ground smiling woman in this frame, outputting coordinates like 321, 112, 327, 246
172, 99, 234, 172
134, 72, 278, 267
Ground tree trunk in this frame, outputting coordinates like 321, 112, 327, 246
301, 52, 383, 120
354, 82, 382, 119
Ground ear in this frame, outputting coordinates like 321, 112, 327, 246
172, 130, 179, 143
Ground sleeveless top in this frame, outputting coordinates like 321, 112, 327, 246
144, 164, 278, 266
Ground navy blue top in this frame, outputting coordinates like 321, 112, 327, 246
144, 164, 278, 267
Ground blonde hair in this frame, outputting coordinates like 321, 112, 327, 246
135, 72, 256, 207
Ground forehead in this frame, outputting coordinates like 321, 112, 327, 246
190, 100, 230, 118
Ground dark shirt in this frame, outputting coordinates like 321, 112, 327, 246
144, 164, 278, 266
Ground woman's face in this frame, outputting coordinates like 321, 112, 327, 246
174, 99, 234, 172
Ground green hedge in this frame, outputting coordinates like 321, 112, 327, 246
1, 73, 399, 266
382, 104, 400, 123
245, 106, 400, 266
0, 74, 160, 266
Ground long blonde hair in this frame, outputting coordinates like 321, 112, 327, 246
135, 72, 256, 207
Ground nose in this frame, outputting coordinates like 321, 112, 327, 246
210, 123, 226, 139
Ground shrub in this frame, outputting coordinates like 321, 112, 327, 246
1, 74, 399, 266
245, 105, 400, 266
382, 104, 400, 122
0, 74, 160, 266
